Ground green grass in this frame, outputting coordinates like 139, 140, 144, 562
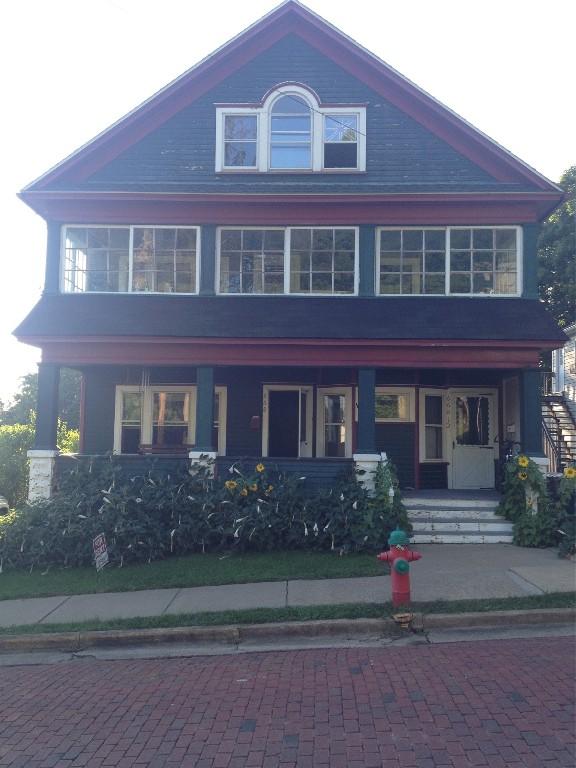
0, 551, 383, 601
1, 592, 573, 636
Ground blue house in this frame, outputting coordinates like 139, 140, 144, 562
15, 1, 565, 502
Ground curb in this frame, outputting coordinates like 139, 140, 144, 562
0, 608, 573, 653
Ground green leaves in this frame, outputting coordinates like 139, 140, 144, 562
0, 456, 409, 572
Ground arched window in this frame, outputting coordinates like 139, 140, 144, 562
215, 84, 366, 172
270, 95, 312, 169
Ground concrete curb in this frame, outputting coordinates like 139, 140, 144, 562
0, 608, 573, 653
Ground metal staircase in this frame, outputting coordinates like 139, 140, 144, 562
405, 491, 513, 544
542, 394, 576, 472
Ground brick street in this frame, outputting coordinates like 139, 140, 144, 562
0, 636, 573, 768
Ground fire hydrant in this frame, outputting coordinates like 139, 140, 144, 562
377, 527, 422, 607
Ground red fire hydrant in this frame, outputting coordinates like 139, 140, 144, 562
377, 527, 422, 607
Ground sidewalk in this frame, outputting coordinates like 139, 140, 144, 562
0, 544, 574, 629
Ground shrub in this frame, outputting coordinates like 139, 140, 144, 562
497, 455, 576, 550
0, 456, 409, 572
0, 420, 79, 509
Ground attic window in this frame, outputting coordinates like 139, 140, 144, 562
215, 85, 366, 173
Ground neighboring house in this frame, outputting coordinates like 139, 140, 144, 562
552, 323, 576, 405
15, 0, 566, 500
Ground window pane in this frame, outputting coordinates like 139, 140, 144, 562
225, 142, 257, 167
455, 396, 489, 445
122, 392, 141, 423
335, 230, 355, 250
333, 273, 354, 293
425, 395, 442, 425
270, 146, 311, 168
220, 230, 241, 250
424, 273, 445, 294
380, 274, 401, 294
495, 229, 516, 249
450, 273, 471, 293
425, 230, 445, 250
450, 252, 470, 271
291, 229, 311, 250
451, 230, 470, 249
271, 116, 311, 133
425, 252, 445, 272
473, 252, 493, 271
425, 426, 443, 459
324, 115, 357, 142
380, 231, 401, 250
473, 272, 493, 293
375, 394, 410, 421
403, 230, 423, 250
312, 230, 334, 250
224, 115, 257, 141
324, 143, 357, 169
472, 229, 493, 249
272, 95, 309, 113
311, 273, 332, 292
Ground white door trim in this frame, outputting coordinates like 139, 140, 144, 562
316, 386, 353, 458
262, 385, 313, 458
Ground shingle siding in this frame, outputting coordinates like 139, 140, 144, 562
74, 35, 505, 194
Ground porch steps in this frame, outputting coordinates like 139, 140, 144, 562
405, 493, 513, 544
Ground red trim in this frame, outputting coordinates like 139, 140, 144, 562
24, 2, 560, 194
19, 191, 561, 224
31, 336, 557, 368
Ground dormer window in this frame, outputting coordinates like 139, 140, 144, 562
215, 84, 366, 173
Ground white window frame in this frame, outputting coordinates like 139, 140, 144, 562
419, 389, 446, 463
216, 225, 359, 296
376, 226, 522, 297
375, 387, 415, 423
61, 225, 201, 295
114, 385, 227, 454
316, 386, 353, 458
215, 84, 366, 173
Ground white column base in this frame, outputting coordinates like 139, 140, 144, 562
353, 452, 386, 492
189, 450, 218, 478
27, 450, 59, 501
528, 455, 549, 475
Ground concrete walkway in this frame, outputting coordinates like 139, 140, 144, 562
0, 544, 574, 629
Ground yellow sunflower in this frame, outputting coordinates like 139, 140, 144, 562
224, 479, 238, 491
240, 487, 248, 497
517, 455, 530, 468
249, 483, 258, 492
255, 463, 265, 473
518, 471, 528, 481
564, 466, 576, 479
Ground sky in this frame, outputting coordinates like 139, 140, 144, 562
1, 0, 574, 405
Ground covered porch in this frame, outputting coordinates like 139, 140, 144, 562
30, 358, 547, 499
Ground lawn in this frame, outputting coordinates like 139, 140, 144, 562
0, 551, 384, 601
1, 592, 573, 636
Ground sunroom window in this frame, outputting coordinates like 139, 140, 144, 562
218, 227, 357, 295
63, 226, 199, 294
378, 227, 519, 296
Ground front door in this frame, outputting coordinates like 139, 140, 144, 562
449, 390, 496, 489
263, 386, 313, 458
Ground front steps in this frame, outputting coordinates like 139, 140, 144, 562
405, 492, 513, 544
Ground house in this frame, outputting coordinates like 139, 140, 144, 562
15, 0, 566, 502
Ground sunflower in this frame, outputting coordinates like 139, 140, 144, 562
518, 471, 528, 481
240, 487, 248, 497
249, 483, 258, 492
517, 455, 530, 468
564, 466, 576, 479
224, 479, 238, 491
255, 463, 265, 473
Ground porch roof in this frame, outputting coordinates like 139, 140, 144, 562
15, 295, 566, 344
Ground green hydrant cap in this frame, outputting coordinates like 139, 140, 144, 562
394, 558, 410, 574
388, 527, 409, 546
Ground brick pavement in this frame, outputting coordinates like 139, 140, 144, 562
0, 636, 573, 767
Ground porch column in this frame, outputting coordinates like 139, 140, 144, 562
354, 367, 380, 490
28, 362, 60, 500
190, 366, 217, 472
520, 369, 547, 472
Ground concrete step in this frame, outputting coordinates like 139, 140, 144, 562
407, 506, 500, 519
404, 497, 499, 510
410, 519, 513, 533
412, 533, 514, 544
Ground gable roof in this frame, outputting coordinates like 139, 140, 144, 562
21, 0, 561, 196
